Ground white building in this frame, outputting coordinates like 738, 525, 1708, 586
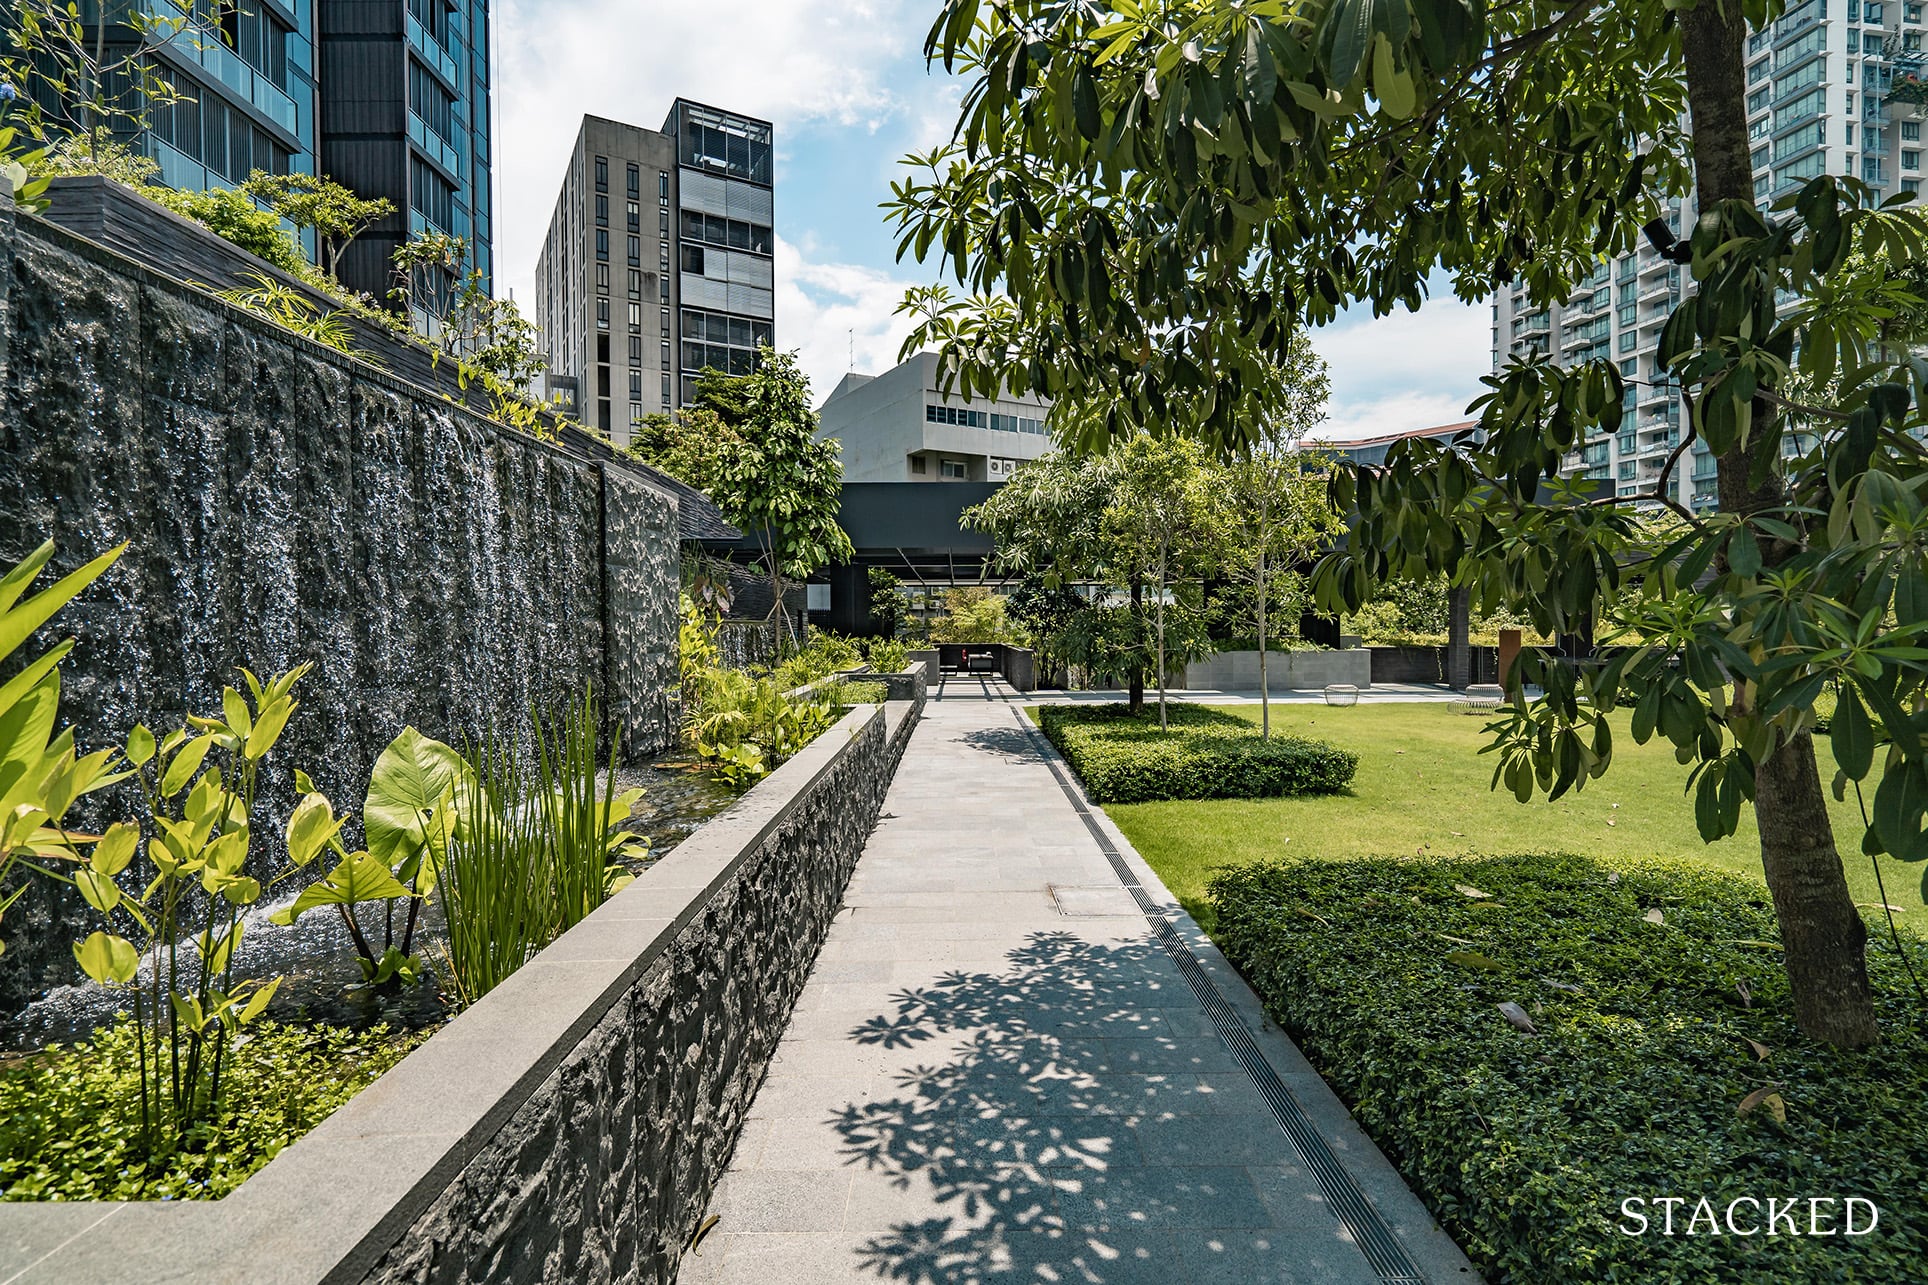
816, 352, 1054, 482
1492, 0, 1924, 511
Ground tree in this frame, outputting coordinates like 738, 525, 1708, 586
927, 586, 1010, 643
963, 449, 1148, 706
867, 567, 913, 640
629, 406, 744, 499
708, 350, 855, 649
1106, 434, 1218, 730
241, 171, 395, 280
1213, 445, 1343, 737
891, 0, 1928, 1046
0, 0, 188, 171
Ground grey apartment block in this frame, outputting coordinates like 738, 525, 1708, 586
534, 104, 774, 444
1491, 0, 1923, 513
817, 351, 1055, 482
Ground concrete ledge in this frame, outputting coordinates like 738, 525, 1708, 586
0, 705, 898, 1285
1184, 648, 1373, 691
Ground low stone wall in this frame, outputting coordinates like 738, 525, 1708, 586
1368, 646, 1500, 686
1184, 649, 1373, 690
877, 660, 930, 703
0, 704, 897, 1285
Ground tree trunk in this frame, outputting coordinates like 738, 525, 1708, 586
1156, 544, 1168, 731
1257, 552, 1271, 740
1128, 576, 1145, 714
1681, 3, 1878, 1047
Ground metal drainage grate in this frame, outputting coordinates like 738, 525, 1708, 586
1012, 709, 1430, 1285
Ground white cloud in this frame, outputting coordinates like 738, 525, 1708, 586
493, 0, 927, 307
1311, 295, 1493, 440
773, 236, 923, 405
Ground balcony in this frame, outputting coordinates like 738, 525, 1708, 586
407, 12, 462, 90
152, 6, 299, 139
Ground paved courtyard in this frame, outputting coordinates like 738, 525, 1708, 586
678, 677, 1475, 1285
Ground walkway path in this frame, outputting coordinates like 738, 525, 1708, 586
678, 677, 1476, 1285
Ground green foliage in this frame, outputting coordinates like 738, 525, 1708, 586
0, 1018, 427, 1201
683, 666, 835, 787
60, 665, 318, 1156
830, 680, 889, 708
1038, 703, 1357, 803
0, 2, 188, 182
154, 186, 309, 275
772, 632, 864, 691
629, 407, 743, 498
438, 692, 643, 1004
240, 170, 394, 279
866, 567, 912, 641
22, 130, 156, 186
1208, 853, 1928, 1282
703, 351, 854, 647
859, 636, 910, 674
926, 586, 1011, 644
0, 541, 127, 944
213, 272, 364, 358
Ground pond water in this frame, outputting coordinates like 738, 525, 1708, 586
1, 761, 742, 1053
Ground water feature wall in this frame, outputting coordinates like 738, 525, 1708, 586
0, 193, 681, 1012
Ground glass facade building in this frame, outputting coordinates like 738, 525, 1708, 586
321, 0, 494, 317
534, 103, 775, 444
1491, 0, 1924, 511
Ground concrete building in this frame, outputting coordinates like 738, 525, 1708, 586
1492, 0, 1920, 511
533, 104, 775, 442
816, 352, 1053, 482
319, 0, 498, 311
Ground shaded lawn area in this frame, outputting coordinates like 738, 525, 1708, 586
1095, 702, 1919, 934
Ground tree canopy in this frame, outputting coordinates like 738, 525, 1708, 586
894, 0, 1928, 1047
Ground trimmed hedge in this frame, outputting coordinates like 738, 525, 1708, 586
1038, 703, 1357, 803
1209, 852, 1928, 1283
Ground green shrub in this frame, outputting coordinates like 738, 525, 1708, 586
0, 1019, 428, 1201
148, 185, 311, 277
1038, 703, 1357, 803
1208, 853, 1928, 1283
831, 679, 889, 708
861, 637, 910, 673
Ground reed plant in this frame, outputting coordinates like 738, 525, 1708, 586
439, 688, 644, 1003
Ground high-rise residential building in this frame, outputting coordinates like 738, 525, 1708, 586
533, 104, 775, 443
816, 353, 1053, 482
320, 0, 496, 314
1492, 0, 1924, 512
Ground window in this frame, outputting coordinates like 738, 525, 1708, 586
911, 456, 927, 475
1619, 330, 1638, 353
595, 194, 608, 226
595, 157, 608, 192
681, 245, 705, 274
629, 372, 643, 400
1910, 3, 1923, 19
628, 236, 641, 265
409, 157, 454, 232
1847, 122, 1857, 145
940, 460, 968, 480
658, 171, 669, 197
596, 229, 609, 261
596, 298, 609, 330
1866, 3, 1884, 21
627, 202, 640, 233
1907, 179, 1922, 194
1907, 150, 1922, 169
630, 402, 645, 427
1908, 122, 1923, 141
629, 302, 643, 330
628, 269, 642, 297
628, 334, 643, 363
661, 307, 670, 336
627, 164, 640, 198
1911, 33, 1925, 51
596, 263, 609, 292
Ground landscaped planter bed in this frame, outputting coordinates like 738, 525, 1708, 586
1209, 851, 1928, 1283
0, 699, 908, 1283
1037, 702, 1358, 803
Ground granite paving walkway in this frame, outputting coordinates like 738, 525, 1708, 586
678, 677, 1476, 1285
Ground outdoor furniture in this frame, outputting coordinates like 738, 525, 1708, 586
1450, 683, 1508, 716
1324, 684, 1360, 707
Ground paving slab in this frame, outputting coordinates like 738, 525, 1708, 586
678, 678, 1479, 1285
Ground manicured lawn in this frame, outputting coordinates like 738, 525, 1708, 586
1093, 702, 1919, 933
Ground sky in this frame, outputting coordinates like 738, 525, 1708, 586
493, 0, 1491, 441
